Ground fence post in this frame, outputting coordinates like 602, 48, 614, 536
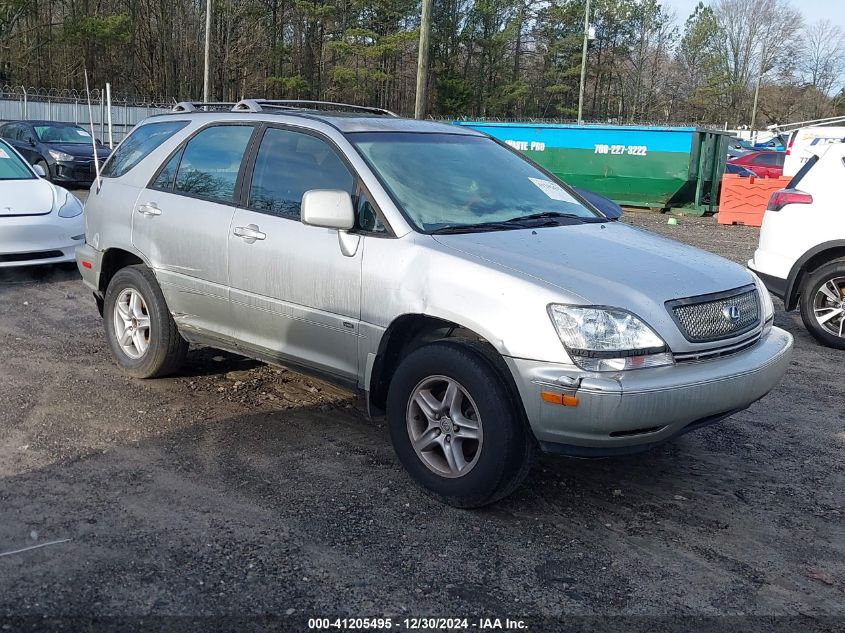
20, 86, 27, 119
105, 83, 113, 148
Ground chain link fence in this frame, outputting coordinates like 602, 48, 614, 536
0, 86, 172, 144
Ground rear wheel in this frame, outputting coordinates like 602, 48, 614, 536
103, 265, 188, 377
799, 260, 845, 349
386, 341, 533, 508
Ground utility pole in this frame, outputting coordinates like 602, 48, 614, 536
415, 0, 433, 119
750, 45, 767, 132
203, 0, 212, 103
577, 0, 591, 124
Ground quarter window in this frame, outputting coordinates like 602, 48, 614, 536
102, 120, 189, 178
248, 128, 354, 219
172, 125, 254, 203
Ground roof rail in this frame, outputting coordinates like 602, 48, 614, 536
232, 99, 398, 117
172, 101, 237, 113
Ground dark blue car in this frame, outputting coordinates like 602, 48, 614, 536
0, 120, 112, 185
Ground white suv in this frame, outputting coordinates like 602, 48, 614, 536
749, 142, 845, 348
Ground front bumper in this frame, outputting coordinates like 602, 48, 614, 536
0, 214, 85, 267
505, 327, 793, 455
747, 264, 788, 301
51, 159, 96, 184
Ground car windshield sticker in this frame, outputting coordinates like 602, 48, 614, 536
0, 148, 9, 159
528, 177, 577, 202
77, 129, 91, 137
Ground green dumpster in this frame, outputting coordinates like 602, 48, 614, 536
453, 122, 729, 215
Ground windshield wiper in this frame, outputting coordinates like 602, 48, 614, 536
429, 211, 603, 235
430, 222, 532, 234
504, 211, 603, 224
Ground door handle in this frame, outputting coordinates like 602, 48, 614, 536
136, 202, 161, 216
233, 224, 266, 242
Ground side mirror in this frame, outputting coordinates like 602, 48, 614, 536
301, 190, 355, 231
32, 164, 46, 178
27, 136, 36, 146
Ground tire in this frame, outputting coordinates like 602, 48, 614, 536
386, 340, 533, 508
35, 160, 51, 181
799, 259, 845, 350
103, 264, 188, 378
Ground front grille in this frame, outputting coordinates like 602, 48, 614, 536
667, 285, 761, 343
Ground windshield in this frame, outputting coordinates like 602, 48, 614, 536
348, 132, 601, 232
0, 142, 34, 180
34, 124, 92, 144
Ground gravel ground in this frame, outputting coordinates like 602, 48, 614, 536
0, 203, 842, 630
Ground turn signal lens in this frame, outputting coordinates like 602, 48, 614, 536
541, 391, 579, 407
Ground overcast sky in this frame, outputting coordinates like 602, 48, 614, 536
661, 0, 845, 29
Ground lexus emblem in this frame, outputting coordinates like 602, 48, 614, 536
722, 305, 741, 322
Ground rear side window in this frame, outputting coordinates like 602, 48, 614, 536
751, 153, 785, 167
0, 124, 19, 140
102, 120, 189, 178
173, 125, 254, 203
248, 127, 353, 218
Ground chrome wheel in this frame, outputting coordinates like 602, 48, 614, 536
813, 276, 845, 339
406, 375, 483, 478
113, 287, 151, 359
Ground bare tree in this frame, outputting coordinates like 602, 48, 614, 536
713, 0, 803, 126
800, 19, 845, 101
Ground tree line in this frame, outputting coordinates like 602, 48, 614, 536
0, 0, 843, 128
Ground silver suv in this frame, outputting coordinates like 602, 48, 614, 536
77, 100, 793, 507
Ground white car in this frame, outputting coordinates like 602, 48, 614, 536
782, 126, 845, 177
0, 138, 85, 267
749, 142, 845, 348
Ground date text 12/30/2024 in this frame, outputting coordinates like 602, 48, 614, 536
307, 617, 528, 630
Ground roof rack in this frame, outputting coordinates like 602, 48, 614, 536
232, 99, 398, 117
172, 101, 237, 113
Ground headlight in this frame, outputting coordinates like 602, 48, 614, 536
548, 304, 674, 371
749, 272, 775, 334
48, 149, 74, 162
57, 192, 83, 218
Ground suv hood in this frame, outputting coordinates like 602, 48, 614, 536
432, 222, 754, 342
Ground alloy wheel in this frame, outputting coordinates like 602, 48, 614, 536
113, 287, 151, 359
406, 375, 483, 478
813, 276, 845, 339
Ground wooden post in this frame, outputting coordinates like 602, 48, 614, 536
415, 0, 433, 119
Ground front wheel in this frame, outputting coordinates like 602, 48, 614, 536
386, 341, 533, 508
799, 261, 845, 350
103, 265, 188, 377
35, 160, 51, 181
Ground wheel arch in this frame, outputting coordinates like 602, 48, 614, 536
367, 313, 528, 427
785, 240, 845, 310
95, 248, 148, 314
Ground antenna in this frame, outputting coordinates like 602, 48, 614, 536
84, 69, 102, 191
